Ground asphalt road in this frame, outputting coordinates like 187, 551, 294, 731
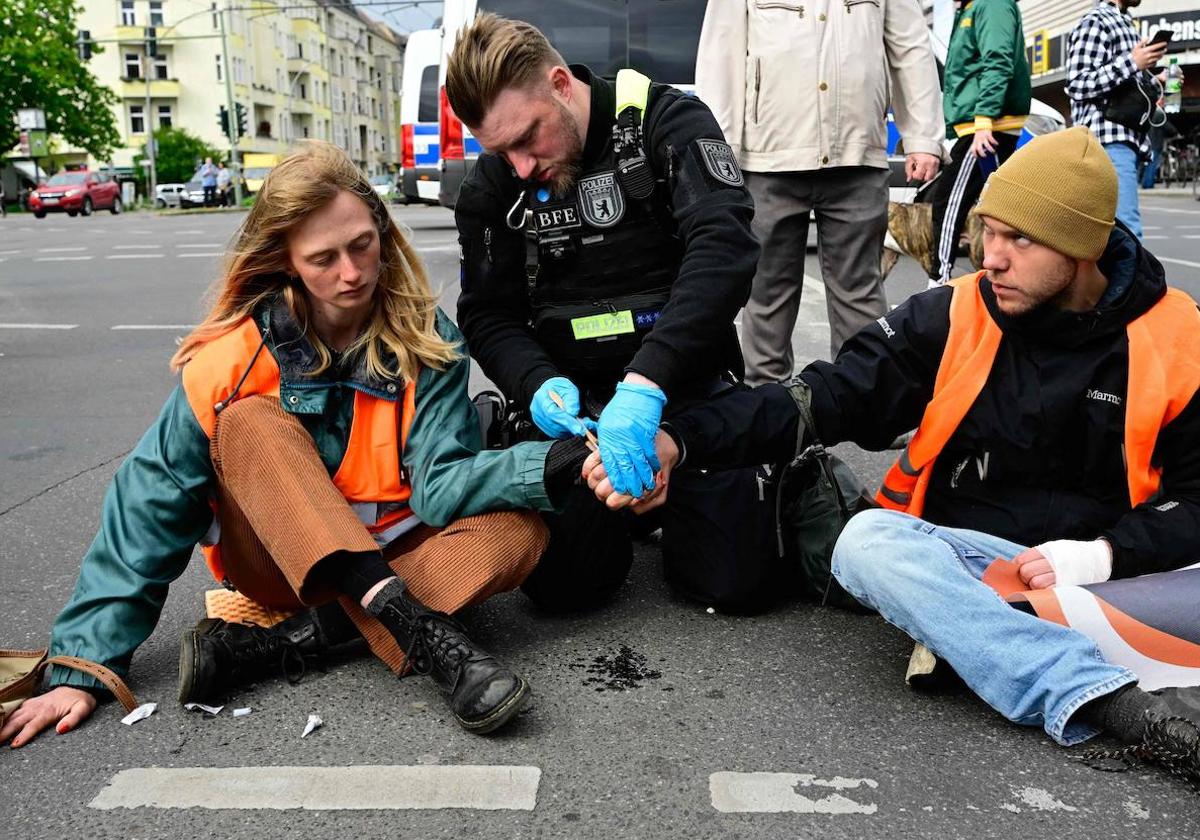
2, 198, 1199, 838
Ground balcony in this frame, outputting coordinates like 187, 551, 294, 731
119, 78, 180, 99
114, 25, 145, 43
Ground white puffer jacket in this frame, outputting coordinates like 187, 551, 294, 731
696, 0, 945, 173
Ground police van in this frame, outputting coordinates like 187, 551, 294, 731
398, 27, 442, 205
436, 0, 708, 209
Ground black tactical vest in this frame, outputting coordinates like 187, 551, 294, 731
514, 108, 683, 387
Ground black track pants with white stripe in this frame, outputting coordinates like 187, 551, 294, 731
928, 132, 1020, 284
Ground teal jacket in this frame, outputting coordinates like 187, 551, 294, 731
942, 0, 1032, 138
48, 299, 554, 689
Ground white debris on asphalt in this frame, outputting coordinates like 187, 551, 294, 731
121, 702, 157, 725
706, 607, 716, 614
233, 707, 252, 717
301, 714, 323, 738
183, 702, 224, 715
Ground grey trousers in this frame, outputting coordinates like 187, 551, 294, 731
741, 167, 889, 384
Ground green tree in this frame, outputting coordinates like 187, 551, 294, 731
135, 126, 220, 184
1, 0, 121, 159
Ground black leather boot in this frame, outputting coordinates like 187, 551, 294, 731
368, 580, 528, 734
178, 612, 328, 704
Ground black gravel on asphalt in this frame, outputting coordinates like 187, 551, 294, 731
571, 645, 663, 692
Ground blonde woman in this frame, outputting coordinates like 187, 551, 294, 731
1, 142, 592, 747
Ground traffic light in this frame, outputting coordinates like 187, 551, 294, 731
77, 30, 92, 62
234, 102, 247, 139
218, 106, 230, 140
145, 26, 157, 58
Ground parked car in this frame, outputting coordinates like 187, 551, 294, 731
369, 174, 399, 203
29, 170, 123, 218
180, 174, 208, 208
155, 183, 187, 208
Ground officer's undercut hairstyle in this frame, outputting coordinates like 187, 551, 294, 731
446, 13, 566, 129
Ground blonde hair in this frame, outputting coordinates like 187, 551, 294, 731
446, 12, 565, 128
171, 141, 457, 381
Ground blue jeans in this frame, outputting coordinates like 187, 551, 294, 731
1104, 142, 1143, 240
831, 509, 1136, 745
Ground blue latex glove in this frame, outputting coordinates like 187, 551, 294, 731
597, 381, 667, 497
530, 376, 597, 439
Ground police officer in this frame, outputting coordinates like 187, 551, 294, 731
449, 14, 780, 613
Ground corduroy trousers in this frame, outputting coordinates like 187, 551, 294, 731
209, 395, 548, 672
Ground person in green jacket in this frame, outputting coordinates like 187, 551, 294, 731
0, 142, 593, 748
928, 0, 1032, 287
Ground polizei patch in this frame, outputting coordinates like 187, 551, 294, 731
577, 172, 625, 229
696, 139, 744, 187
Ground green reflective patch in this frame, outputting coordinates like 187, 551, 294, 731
571, 310, 635, 340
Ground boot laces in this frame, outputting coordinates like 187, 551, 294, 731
218, 622, 307, 685
407, 613, 472, 678
1077, 714, 1200, 792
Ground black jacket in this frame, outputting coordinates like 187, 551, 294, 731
666, 227, 1200, 579
455, 65, 757, 409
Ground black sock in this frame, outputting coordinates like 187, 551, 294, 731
321, 549, 396, 604
544, 437, 593, 505
1077, 683, 1170, 743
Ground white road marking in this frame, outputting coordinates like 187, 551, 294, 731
0, 249, 21, 255
1158, 256, 1200, 270
89, 765, 541, 811
178, 243, 225, 248
111, 324, 196, 330
1011, 786, 1077, 813
1143, 235, 1168, 240
709, 772, 878, 814
418, 244, 460, 253
178, 252, 223, 258
0, 323, 79, 330
34, 256, 92, 262
106, 253, 164, 260
1182, 234, 1200, 239
38, 246, 86, 252
1144, 205, 1200, 216
113, 244, 162, 250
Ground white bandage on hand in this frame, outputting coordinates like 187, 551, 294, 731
1035, 539, 1113, 587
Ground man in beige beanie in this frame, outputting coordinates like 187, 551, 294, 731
585, 125, 1200, 785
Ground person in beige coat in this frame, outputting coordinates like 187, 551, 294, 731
697, 0, 945, 374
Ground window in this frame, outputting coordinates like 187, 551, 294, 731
149, 1, 164, 27
129, 104, 145, 134
121, 0, 136, 26
125, 52, 141, 79
154, 54, 168, 80
211, 2, 218, 30
418, 64, 438, 122
157, 104, 172, 128
299, 82, 307, 100
215, 53, 222, 81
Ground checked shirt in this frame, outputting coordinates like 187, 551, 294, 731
1066, 0, 1154, 158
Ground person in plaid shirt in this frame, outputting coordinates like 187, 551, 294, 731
1067, 0, 1170, 240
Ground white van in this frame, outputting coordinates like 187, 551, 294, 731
437, 0, 708, 209
399, 28, 442, 205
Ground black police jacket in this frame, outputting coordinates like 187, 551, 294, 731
663, 227, 1200, 579
455, 65, 757, 410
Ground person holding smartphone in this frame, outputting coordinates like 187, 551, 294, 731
1067, 1, 1175, 240
927, 0, 1031, 289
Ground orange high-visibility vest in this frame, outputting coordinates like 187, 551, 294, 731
877, 272, 1200, 516
182, 317, 418, 585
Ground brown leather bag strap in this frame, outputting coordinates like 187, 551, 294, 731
40, 656, 140, 712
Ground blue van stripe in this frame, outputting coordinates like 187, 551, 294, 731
412, 123, 438, 135
415, 145, 439, 165
465, 137, 482, 155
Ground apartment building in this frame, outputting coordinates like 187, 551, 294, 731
64, 0, 403, 176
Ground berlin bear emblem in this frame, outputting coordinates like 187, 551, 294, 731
578, 172, 625, 229
697, 139, 744, 187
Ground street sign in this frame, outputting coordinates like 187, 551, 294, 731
27, 130, 49, 157
17, 108, 47, 130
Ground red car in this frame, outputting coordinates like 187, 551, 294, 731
29, 170, 123, 218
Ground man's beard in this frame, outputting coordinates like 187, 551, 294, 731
1122, 0, 1141, 8
547, 100, 584, 196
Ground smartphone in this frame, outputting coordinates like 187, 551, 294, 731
1148, 29, 1175, 47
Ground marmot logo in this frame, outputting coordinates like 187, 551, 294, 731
1086, 388, 1122, 406
876, 316, 895, 338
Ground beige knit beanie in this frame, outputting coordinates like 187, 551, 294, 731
972, 126, 1117, 261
